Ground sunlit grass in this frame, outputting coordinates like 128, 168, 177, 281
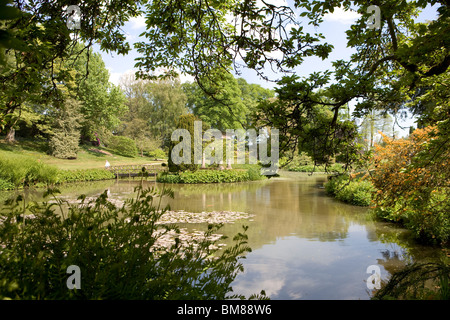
0, 139, 165, 170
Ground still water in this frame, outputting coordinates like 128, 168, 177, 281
0, 171, 444, 299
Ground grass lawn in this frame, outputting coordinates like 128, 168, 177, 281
0, 138, 166, 170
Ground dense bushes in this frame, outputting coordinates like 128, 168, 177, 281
288, 163, 345, 173
324, 174, 375, 207
0, 178, 14, 191
370, 127, 450, 245
56, 169, 115, 184
146, 148, 166, 159
280, 152, 345, 173
107, 135, 138, 157
0, 186, 260, 299
325, 126, 450, 245
0, 153, 59, 189
157, 167, 266, 184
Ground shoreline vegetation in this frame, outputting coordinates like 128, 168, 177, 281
0, 185, 266, 300
0, 140, 269, 191
2, 139, 448, 247
156, 165, 267, 184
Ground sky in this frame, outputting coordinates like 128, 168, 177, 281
94, 1, 439, 137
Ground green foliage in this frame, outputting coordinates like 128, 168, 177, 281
0, 178, 14, 191
245, 166, 266, 181
107, 136, 138, 158
56, 169, 115, 184
0, 186, 258, 299
146, 148, 166, 159
158, 168, 265, 184
288, 163, 344, 173
281, 152, 344, 173
168, 114, 205, 172
1, 0, 141, 139
0, 152, 115, 188
324, 174, 375, 206
183, 74, 259, 130
370, 127, 450, 245
0, 0, 26, 66
280, 152, 314, 170
48, 98, 82, 159
0, 153, 59, 188
119, 75, 187, 147
135, 0, 330, 83
69, 46, 128, 140
157, 173, 182, 184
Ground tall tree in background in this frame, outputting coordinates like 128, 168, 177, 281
183, 73, 247, 130
359, 110, 396, 150
183, 76, 275, 130
69, 47, 127, 142
119, 74, 187, 148
236, 78, 275, 127
49, 98, 82, 159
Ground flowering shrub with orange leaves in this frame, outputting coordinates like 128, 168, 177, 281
370, 126, 450, 245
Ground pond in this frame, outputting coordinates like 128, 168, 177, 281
0, 171, 445, 299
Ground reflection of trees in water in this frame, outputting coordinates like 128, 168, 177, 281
367, 222, 448, 299
187, 176, 367, 251
377, 248, 410, 278
3, 175, 443, 267
371, 219, 446, 268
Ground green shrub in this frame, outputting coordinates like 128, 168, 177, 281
0, 186, 261, 299
324, 174, 375, 206
56, 169, 115, 184
146, 148, 166, 159
180, 170, 250, 183
108, 136, 138, 157
0, 178, 14, 191
157, 169, 263, 184
373, 189, 450, 245
246, 166, 266, 181
288, 163, 344, 173
0, 154, 59, 188
156, 172, 182, 183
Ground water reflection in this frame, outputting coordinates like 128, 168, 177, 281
0, 172, 445, 299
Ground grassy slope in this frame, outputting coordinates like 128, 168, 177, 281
0, 139, 165, 170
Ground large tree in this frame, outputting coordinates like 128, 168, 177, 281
119, 74, 188, 147
69, 47, 127, 142
133, 0, 449, 165
0, 0, 141, 142
183, 74, 248, 130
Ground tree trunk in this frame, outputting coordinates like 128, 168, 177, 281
5, 127, 16, 143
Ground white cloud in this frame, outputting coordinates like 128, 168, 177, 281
324, 7, 361, 24
108, 67, 195, 87
129, 15, 146, 30
109, 71, 124, 86
106, 68, 136, 87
